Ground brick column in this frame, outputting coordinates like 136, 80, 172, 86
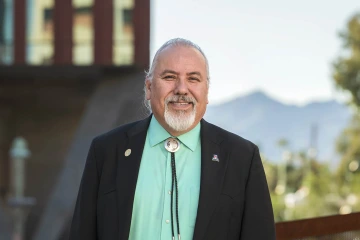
14, 0, 26, 64
54, 0, 73, 64
134, 0, 150, 69
93, 0, 113, 65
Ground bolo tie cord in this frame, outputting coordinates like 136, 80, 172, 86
170, 152, 181, 240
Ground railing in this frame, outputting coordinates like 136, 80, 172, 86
276, 212, 360, 240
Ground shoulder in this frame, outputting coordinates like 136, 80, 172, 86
93, 116, 150, 146
94, 121, 137, 143
202, 119, 258, 155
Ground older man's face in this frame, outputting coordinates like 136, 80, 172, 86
145, 45, 209, 136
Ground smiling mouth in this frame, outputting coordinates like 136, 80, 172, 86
168, 102, 194, 109
169, 102, 193, 105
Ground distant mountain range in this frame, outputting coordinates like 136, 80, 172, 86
204, 91, 352, 163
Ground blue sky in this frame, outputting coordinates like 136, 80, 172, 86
152, 0, 360, 105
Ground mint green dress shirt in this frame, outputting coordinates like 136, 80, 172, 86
128, 116, 201, 240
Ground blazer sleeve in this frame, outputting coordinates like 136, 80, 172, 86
239, 145, 276, 240
69, 139, 100, 240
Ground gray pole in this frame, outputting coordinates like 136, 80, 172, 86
8, 137, 35, 240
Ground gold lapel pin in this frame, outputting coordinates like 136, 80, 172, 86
125, 149, 131, 157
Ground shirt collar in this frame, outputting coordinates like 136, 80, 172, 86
148, 115, 201, 152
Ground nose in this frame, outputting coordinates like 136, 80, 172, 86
174, 77, 188, 95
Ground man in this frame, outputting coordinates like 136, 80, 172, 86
69, 38, 275, 240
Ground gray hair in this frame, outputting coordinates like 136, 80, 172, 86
146, 38, 210, 81
144, 38, 210, 112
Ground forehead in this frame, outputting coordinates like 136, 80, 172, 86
154, 45, 207, 74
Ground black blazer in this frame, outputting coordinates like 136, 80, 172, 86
69, 116, 275, 240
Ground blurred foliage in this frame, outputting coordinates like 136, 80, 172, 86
262, 148, 360, 222
336, 115, 360, 195
333, 13, 360, 107
333, 11, 360, 205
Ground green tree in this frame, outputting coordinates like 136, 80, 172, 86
333, 13, 360, 107
332, 12, 360, 214
335, 115, 360, 194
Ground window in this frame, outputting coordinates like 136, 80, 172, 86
113, 0, 134, 65
26, 0, 54, 65
0, 0, 13, 64
73, 0, 94, 65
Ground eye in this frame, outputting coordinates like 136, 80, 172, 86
163, 75, 176, 80
189, 77, 200, 82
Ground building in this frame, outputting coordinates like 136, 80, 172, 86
0, 0, 150, 239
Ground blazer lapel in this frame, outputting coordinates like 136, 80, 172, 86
193, 119, 228, 240
116, 116, 151, 240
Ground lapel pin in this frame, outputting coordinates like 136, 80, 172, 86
125, 149, 131, 157
212, 154, 219, 162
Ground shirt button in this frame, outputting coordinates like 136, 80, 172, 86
166, 220, 170, 224
168, 191, 172, 195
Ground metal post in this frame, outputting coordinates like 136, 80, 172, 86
8, 137, 36, 240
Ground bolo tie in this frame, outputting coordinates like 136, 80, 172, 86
164, 137, 181, 240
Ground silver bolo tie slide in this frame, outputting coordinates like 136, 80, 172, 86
164, 138, 180, 153
164, 138, 181, 240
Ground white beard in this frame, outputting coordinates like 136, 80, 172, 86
164, 104, 196, 133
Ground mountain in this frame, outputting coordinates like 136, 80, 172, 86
204, 91, 352, 162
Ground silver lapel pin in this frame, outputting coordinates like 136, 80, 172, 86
212, 154, 219, 162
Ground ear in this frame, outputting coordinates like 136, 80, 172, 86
145, 79, 152, 100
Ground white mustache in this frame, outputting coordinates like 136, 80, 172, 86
165, 95, 197, 105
